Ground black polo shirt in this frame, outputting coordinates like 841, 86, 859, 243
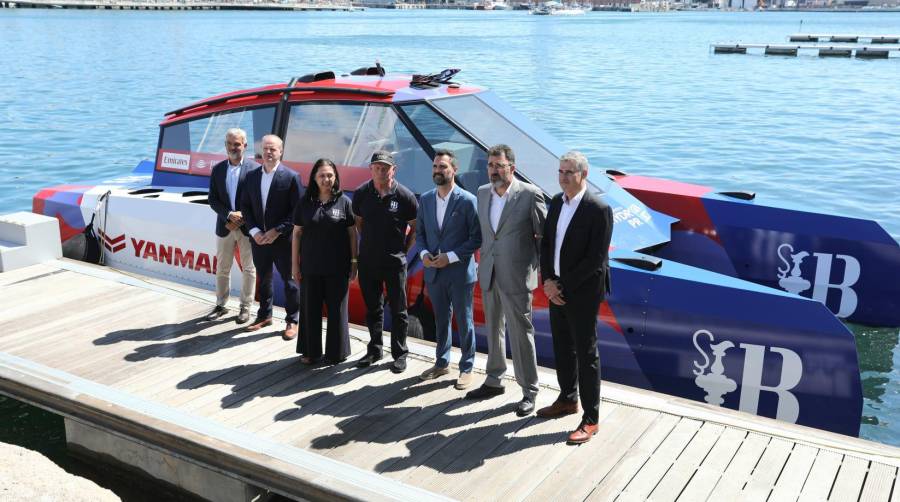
293, 194, 355, 276
352, 180, 418, 269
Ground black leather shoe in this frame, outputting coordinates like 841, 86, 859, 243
390, 358, 407, 374
516, 397, 535, 417
465, 384, 505, 400
206, 305, 227, 321
356, 353, 383, 368
236, 308, 250, 324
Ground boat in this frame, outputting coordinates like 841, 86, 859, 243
487, 0, 513, 9
33, 66, 900, 437
531, 1, 587, 14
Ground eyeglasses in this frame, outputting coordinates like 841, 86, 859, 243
558, 170, 580, 177
487, 162, 511, 169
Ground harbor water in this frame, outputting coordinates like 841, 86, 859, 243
1, 6, 899, 476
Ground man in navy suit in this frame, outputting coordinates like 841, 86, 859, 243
240, 134, 302, 340
415, 149, 482, 390
538, 151, 614, 445
206, 128, 258, 324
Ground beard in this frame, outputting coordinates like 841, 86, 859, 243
433, 173, 448, 186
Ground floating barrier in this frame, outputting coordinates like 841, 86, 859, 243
789, 33, 900, 44
712, 43, 899, 59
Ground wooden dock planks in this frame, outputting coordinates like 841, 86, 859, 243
3, 259, 900, 502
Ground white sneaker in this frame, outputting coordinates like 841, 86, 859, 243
419, 365, 450, 381
455, 371, 474, 390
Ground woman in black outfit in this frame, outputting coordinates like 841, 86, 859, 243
292, 158, 358, 364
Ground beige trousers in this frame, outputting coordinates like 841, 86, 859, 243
215, 230, 256, 309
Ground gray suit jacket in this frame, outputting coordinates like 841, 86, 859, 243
477, 179, 547, 293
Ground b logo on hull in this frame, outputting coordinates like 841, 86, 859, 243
776, 243, 860, 318
693, 329, 803, 423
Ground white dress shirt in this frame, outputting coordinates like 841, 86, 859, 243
420, 189, 459, 263
489, 185, 509, 233
226, 160, 241, 211
554, 185, 587, 277
250, 163, 279, 237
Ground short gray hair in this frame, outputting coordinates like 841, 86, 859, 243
225, 128, 247, 143
560, 151, 589, 173
261, 134, 283, 148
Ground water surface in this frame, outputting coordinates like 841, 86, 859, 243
1, 9, 898, 446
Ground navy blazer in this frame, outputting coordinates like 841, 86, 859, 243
240, 164, 302, 242
208, 158, 259, 237
415, 185, 482, 285
540, 189, 614, 299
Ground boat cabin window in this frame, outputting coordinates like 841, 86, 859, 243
431, 94, 561, 193
157, 106, 275, 176
399, 103, 488, 195
283, 102, 433, 194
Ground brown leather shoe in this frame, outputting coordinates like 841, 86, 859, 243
282, 323, 298, 341
567, 422, 599, 445
245, 317, 272, 332
537, 399, 579, 419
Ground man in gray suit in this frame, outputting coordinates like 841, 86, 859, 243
466, 144, 547, 417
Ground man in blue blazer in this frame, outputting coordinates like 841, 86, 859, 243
206, 128, 258, 324
240, 134, 302, 340
415, 149, 482, 390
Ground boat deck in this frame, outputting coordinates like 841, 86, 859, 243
2, 259, 900, 501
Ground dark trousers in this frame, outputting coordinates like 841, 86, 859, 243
358, 265, 408, 360
250, 238, 300, 323
299, 273, 350, 362
548, 286, 603, 424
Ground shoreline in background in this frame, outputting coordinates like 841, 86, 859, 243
3, 1, 899, 11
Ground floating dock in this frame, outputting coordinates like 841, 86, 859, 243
789, 34, 900, 44
3, 259, 900, 501
712, 43, 900, 58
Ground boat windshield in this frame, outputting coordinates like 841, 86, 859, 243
282, 102, 433, 192
156, 106, 275, 177
398, 102, 489, 195
429, 92, 565, 195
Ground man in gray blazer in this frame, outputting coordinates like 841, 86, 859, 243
466, 144, 547, 417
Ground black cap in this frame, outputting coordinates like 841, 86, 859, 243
370, 150, 395, 167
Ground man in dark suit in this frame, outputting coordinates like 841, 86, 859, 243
206, 128, 258, 324
415, 149, 482, 390
538, 151, 614, 445
240, 134, 302, 340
